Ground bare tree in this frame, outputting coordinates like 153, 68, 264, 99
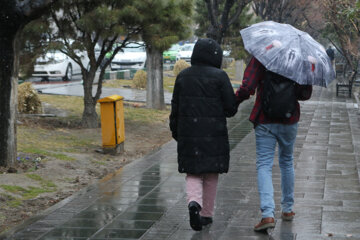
252, 0, 312, 27
0, 0, 57, 167
318, 0, 359, 73
297, 1, 326, 40
252, 1, 329, 49
204, 0, 252, 44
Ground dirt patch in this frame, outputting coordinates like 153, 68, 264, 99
0, 111, 172, 234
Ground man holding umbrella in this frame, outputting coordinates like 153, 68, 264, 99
236, 21, 335, 232
236, 56, 312, 231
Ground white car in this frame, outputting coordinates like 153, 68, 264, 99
223, 50, 231, 57
32, 50, 89, 81
176, 43, 195, 63
110, 42, 147, 70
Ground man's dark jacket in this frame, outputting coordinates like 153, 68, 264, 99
169, 38, 237, 174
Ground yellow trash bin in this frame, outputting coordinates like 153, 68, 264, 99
98, 95, 125, 154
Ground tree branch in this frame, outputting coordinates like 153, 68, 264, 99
229, 0, 250, 26
221, 0, 234, 28
213, 0, 219, 19
18, 0, 58, 20
302, 12, 342, 53
204, 0, 218, 27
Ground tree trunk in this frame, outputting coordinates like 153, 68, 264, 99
204, 0, 235, 45
0, 1, 55, 167
146, 47, 165, 110
0, 35, 18, 167
0, 5, 23, 167
207, 25, 223, 44
81, 70, 99, 128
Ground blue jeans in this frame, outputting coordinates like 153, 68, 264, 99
255, 123, 298, 218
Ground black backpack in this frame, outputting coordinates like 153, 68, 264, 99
261, 70, 297, 119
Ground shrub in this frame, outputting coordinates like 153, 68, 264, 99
132, 69, 147, 89
18, 82, 42, 114
173, 60, 190, 77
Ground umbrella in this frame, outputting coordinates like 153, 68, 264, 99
240, 21, 335, 87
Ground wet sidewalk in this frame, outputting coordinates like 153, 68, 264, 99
3, 83, 360, 240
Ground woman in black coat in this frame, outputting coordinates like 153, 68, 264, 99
169, 38, 237, 231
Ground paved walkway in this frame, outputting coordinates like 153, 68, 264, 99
3, 83, 360, 240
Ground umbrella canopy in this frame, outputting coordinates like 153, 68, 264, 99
240, 21, 335, 87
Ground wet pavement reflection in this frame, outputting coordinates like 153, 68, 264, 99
17, 99, 255, 240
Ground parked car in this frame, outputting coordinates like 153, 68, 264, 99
176, 43, 195, 63
223, 50, 231, 57
110, 42, 146, 70
163, 44, 180, 63
32, 50, 89, 81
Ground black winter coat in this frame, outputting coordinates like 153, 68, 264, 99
169, 38, 237, 174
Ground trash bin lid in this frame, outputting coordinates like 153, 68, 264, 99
98, 95, 124, 103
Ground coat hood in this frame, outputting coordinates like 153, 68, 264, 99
191, 38, 223, 68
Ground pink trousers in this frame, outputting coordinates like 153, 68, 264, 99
186, 173, 219, 217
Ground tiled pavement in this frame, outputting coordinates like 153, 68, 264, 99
2, 83, 360, 240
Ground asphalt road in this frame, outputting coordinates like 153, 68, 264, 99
27, 75, 172, 104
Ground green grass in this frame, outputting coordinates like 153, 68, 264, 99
103, 79, 133, 88
164, 76, 176, 93
39, 94, 170, 124
102, 76, 176, 93
124, 107, 169, 124
17, 147, 47, 156
18, 129, 76, 152
47, 153, 75, 161
26, 167, 37, 173
26, 174, 57, 188
0, 185, 26, 194
25, 174, 43, 181
18, 147, 76, 161
18, 93, 170, 169
0, 176, 56, 204
8, 199, 22, 208
22, 187, 54, 199
92, 160, 106, 165
17, 115, 99, 159
63, 177, 74, 183
44, 181, 56, 188
224, 63, 236, 80
0, 184, 51, 200
39, 95, 86, 117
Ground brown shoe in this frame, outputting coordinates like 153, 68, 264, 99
254, 217, 275, 232
281, 211, 295, 221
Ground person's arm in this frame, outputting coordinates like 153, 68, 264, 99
235, 57, 265, 104
220, 71, 237, 117
169, 77, 180, 141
